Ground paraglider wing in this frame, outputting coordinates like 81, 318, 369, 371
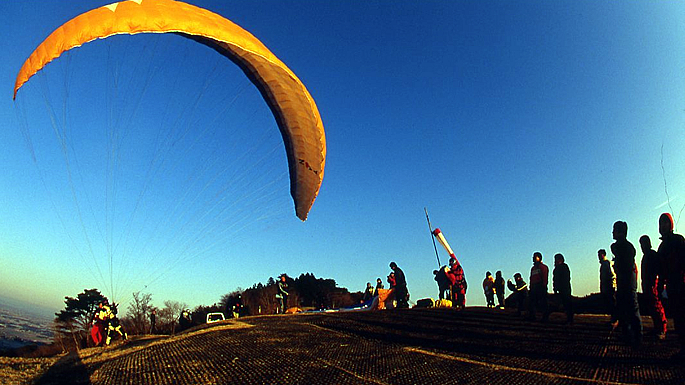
13, 0, 325, 220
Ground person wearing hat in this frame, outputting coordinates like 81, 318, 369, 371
657, 212, 685, 358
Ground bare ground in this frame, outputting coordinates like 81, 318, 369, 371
2, 307, 683, 384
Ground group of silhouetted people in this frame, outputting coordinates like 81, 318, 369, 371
473, 214, 685, 358
482, 271, 505, 308
432, 256, 468, 309
598, 214, 685, 357
483, 252, 574, 324
360, 262, 411, 309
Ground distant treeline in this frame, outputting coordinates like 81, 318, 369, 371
210, 272, 362, 319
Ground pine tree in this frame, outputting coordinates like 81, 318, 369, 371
54, 288, 107, 350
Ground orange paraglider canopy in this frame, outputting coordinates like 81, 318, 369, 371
13, 0, 325, 220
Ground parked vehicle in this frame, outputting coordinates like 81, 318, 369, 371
206, 312, 225, 323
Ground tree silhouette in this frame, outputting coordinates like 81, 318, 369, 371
232, 273, 360, 315
127, 292, 153, 335
158, 300, 187, 334
54, 288, 106, 350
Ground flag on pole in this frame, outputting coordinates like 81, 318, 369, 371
432, 228, 456, 260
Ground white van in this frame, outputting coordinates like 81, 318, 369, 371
206, 312, 225, 323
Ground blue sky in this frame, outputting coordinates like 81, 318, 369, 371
2, 0, 685, 314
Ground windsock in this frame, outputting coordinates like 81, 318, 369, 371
432, 228, 456, 260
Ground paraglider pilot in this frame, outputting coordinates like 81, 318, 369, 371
92, 299, 127, 346
105, 302, 127, 345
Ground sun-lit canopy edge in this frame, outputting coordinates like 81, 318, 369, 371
13, 0, 325, 221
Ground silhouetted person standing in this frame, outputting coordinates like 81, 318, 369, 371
528, 252, 549, 322
598, 248, 617, 325
657, 212, 685, 358
390, 262, 409, 308
494, 271, 505, 309
553, 253, 573, 324
446, 257, 467, 309
375, 278, 384, 295
483, 272, 495, 308
362, 282, 375, 302
640, 235, 667, 340
611, 221, 642, 347
277, 274, 289, 314
179, 309, 192, 331
433, 266, 450, 300
150, 309, 157, 334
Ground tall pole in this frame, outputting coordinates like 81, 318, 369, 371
424, 207, 441, 267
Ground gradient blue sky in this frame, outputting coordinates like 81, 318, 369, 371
2, 0, 685, 314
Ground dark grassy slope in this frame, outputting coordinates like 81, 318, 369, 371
30, 308, 685, 385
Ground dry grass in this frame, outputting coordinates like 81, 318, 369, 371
0, 320, 253, 384
0, 356, 59, 385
